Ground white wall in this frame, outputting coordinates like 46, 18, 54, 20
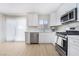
15, 17, 27, 41
0, 15, 6, 42
0, 15, 3, 42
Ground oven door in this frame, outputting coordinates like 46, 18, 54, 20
56, 36, 67, 56
57, 36, 63, 47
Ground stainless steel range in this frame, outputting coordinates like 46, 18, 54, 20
55, 31, 79, 56
55, 32, 68, 56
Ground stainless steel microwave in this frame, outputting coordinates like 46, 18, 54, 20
61, 8, 77, 23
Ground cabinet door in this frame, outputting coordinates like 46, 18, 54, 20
39, 33, 56, 44
32, 14, 38, 26
39, 33, 51, 43
68, 36, 79, 56
25, 32, 30, 44
68, 39, 79, 56
27, 14, 38, 26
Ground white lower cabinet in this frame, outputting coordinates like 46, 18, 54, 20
25, 32, 30, 44
25, 32, 57, 44
69, 44, 79, 56
39, 33, 50, 43
39, 32, 56, 44
68, 36, 79, 56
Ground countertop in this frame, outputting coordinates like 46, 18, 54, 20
25, 31, 56, 33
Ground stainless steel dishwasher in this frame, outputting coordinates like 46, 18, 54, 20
30, 32, 39, 44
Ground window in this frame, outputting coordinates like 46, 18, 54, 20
39, 19, 44, 25
39, 19, 49, 32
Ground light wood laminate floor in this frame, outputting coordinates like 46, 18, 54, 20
0, 42, 59, 56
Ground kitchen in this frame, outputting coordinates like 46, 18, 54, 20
0, 3, 79, 56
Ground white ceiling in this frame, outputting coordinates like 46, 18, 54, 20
0, 3, 61, 16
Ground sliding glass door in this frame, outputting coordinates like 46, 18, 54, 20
6, 17, 17, 42
5, 17, 26, 42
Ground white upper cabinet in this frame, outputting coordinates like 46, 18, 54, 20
77, 3, 79, 21
27, 13, 38, 26
49, 13, 61, 26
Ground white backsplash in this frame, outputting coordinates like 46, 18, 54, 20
57, 21, 79, 32
27, 26, 51, 32
27, 26, 40, 32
